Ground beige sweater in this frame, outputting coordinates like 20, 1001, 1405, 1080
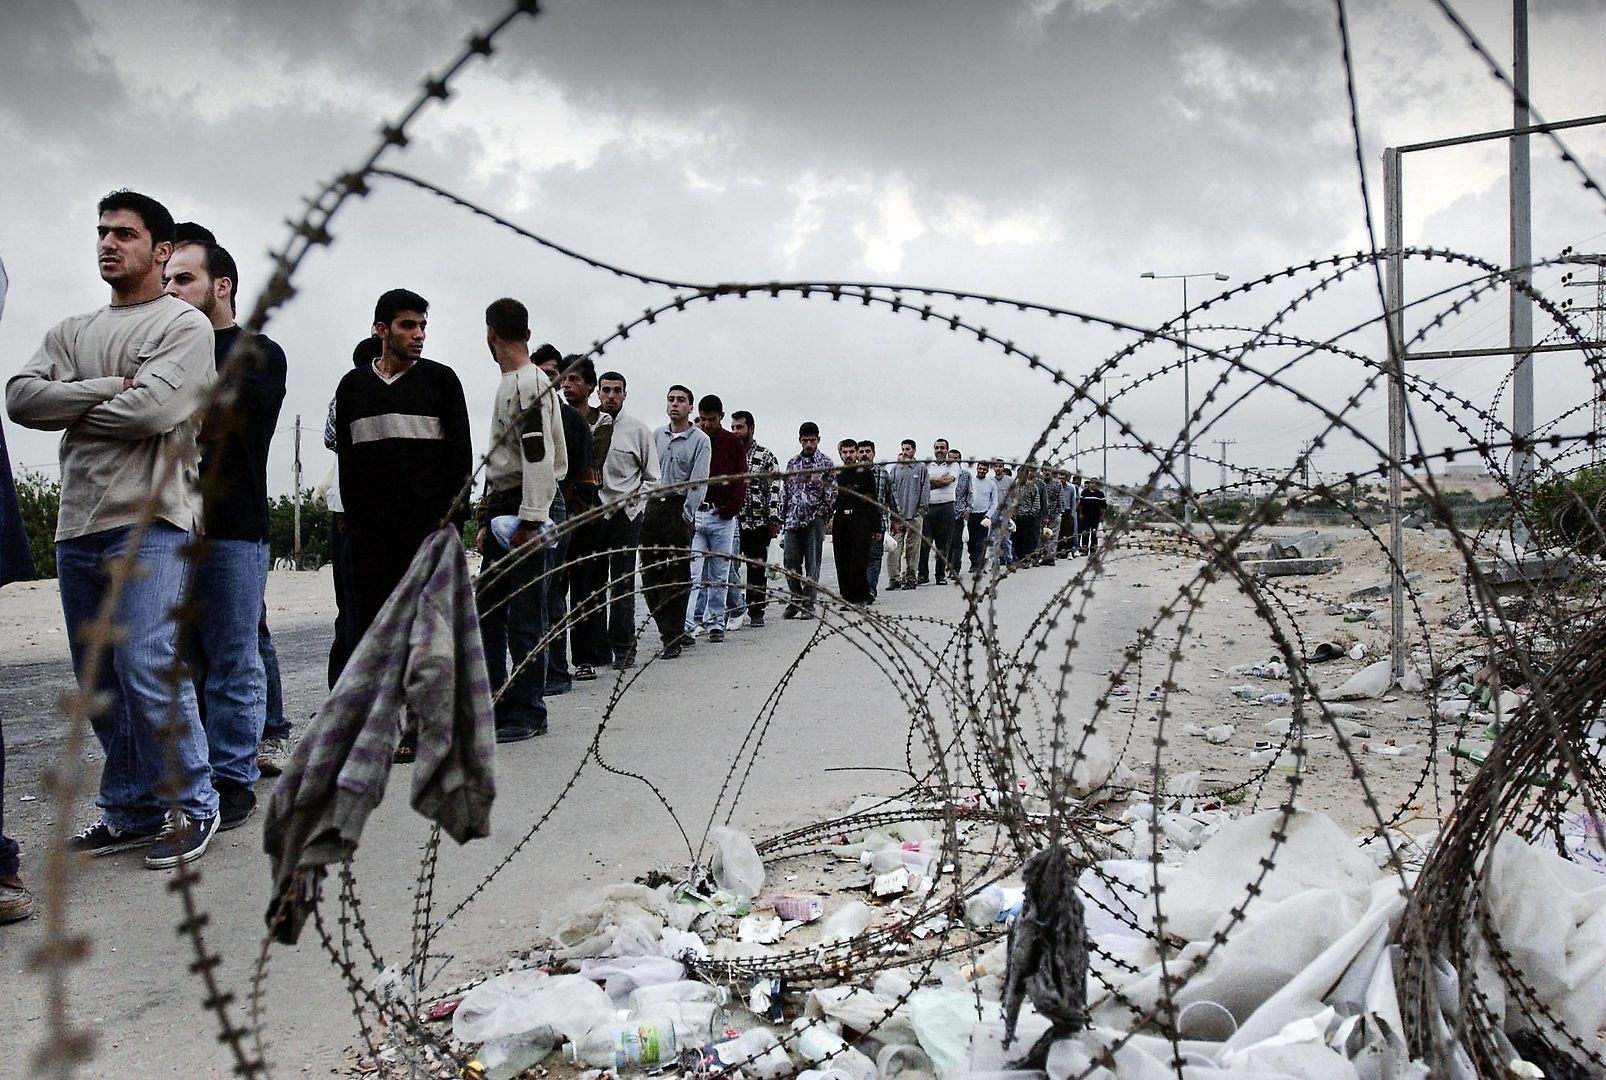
483, 363, 567, 523
6, 294, 214, 540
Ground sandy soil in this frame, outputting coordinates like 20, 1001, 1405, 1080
0, 525, 1462, 1075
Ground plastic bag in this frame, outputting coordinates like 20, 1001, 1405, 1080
711, 826, 767, 898
452, 970, 615, 1044
1330, 660, 1392, 701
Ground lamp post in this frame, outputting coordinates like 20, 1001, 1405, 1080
1140, 270, 1229, 528
1101, 373, 1133, 482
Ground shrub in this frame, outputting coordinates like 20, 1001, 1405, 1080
13, 469, 59, 578
1532, 465, 1606, 556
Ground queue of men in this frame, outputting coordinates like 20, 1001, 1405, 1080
0, 190, 1115, 920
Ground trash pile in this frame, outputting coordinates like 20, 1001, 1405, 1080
389, 788, 1606, 1080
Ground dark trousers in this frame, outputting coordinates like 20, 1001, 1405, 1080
833, 512, 873, 604
738, 526, 772, 617
542, 489, 571, 685
599, 511, 643, 661
347, 518, 432, 655
261, 606, 288, 738
967, 516, 989, 574
326, 511, 357, 688
1058, 511, 1078, 556
923, 504, 957, 582
566, 508, 609, 667
640, 501, 693, 644
476, 535, 548, 732
0, 718, 16, 878
946, 511, 967, 578
1016, 515, 1040, 564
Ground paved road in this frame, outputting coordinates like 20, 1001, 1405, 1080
0, 551, 1146, 1075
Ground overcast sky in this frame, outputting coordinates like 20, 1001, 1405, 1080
2, 0, 1602, 500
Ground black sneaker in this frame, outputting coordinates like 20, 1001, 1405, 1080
708, 628, 725, 643
574, 664, 597, 681
748, 612, 765, 628
659, 641, 683, 660
68, 818, 160, 858
614, 651, 637, 670
217, 783, 257, 832
782, 605, 798, 619
495, 721, 539, 743
144, 812, 219, 870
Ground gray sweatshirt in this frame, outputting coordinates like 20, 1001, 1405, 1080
7, 294, 214, 540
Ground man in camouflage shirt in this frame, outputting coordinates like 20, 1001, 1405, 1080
730, 410, 781, 626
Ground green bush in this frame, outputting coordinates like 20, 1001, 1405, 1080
267, 489, 331, 569
1532, 465, 1606, 556
14, 469, 59, 578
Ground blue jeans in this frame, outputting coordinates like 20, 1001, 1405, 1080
478, 530, 549, 731
260, 605, 288, 738
57, 524, 217, 830
687, 510, 739, 631
190, 539, 269, 788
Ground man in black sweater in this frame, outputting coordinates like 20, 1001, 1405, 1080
164, 231, 286, 830
334, 289, 472, 649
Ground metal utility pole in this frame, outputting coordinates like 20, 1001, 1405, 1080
1510, 0, 1534, 503
292, 414, 302, 568
1216, 438, 1237, 492
1140, 270, 1230, 531
1384, 148, 1408, 680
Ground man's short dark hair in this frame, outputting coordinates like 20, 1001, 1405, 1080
731, 410, 754, 429
697, 394, 723, 415
173, 221, 216, 245
949, 448, 961, 457
799, 421, 820, 438
935, 437, 949, 445
900, 439, 916, 450
838, 438, 856, 450
857, 439, 875, 450
531, 343, 562, 367
374, 288, 429, 325
97, 189, 176, 244
564, 354, 597, 386
175, 237, 240, 308
353, 336, 382, 367
485, 297, 529, 341
599, 370, 627, 389
668, 384, 694, 401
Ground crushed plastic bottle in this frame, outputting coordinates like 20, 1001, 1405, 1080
473, 1027, 557, 1080
712, 1027, 793, 1080
627, 980, 727, 1013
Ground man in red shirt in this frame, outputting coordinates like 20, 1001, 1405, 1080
685, 394, 748, 642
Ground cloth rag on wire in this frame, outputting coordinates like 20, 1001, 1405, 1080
262, 526, 496, 943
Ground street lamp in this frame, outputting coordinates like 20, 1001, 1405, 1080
1140, 269, 1230, 528
1101, 373, 1134, 482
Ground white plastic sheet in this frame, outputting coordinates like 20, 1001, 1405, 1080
452, 970, 615, 1043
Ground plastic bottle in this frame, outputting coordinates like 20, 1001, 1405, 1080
877, 1043, 936, 1080
626, 980, 727, 1013
564, 1018, 678, 1070
963, 885, 1025, 927
1228, 684, 1260, 700
647, 1000, 724, 1044
819, 901, 873, 945
791, 1018, 879, 1080
475, 1026, 557, 1080
712, 1027, 793, 1080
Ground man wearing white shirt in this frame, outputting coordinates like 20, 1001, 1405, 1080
967, 460, 997, 575
920, 437, 959, 585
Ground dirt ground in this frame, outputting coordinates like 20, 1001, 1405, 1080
0, 525, 1466, 1075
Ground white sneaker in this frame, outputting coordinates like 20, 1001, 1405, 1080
686, 625, 706, 639
729, 613, 749, 632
